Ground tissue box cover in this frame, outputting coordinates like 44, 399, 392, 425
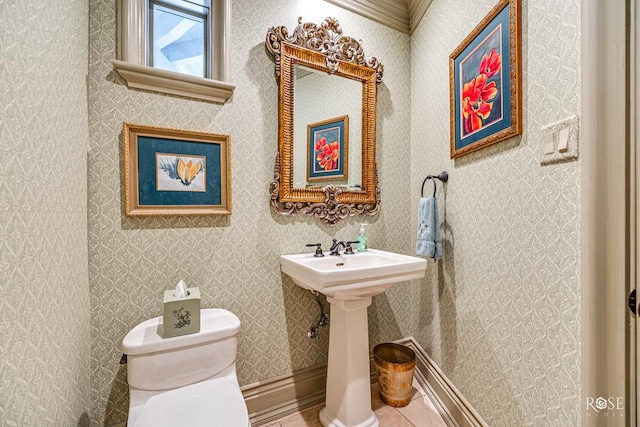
162, 287, 201, 338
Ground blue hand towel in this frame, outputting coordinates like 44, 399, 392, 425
416, 196, 442, 259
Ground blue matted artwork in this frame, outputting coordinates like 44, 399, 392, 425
307, 115, 349, 181
137, 136, 221, 206
123, 123, 231, 216
449, 0, 521, 158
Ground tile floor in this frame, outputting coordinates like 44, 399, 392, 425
263, 380, 448, 427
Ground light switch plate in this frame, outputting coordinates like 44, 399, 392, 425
540, 115, 579, 165
543, 131, 555, 155
557, 127, 570, 152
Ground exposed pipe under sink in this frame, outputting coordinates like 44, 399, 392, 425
307, 291, 329, 339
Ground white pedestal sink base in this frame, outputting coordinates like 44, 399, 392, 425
320, 297, 379, 427
279, 250, 427, 427
319, 408, 378, 427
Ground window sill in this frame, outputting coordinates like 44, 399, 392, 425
112, 60, 235, 103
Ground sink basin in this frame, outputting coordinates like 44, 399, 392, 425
280, 249, 427, 300
280, 248, 427, 426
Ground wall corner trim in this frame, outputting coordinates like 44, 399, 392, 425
408, 0, 433, 34
398, 337, 489, 427
580, 0, 631, 425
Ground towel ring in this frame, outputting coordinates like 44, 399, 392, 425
420, 171, 449, 198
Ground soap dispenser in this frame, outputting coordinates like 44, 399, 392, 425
356, 223, 368, 252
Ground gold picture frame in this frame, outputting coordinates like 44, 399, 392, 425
265, 17, 383, 226
449, 0, 522, 158
306, 115, 349, 182
123, 123, 232, 216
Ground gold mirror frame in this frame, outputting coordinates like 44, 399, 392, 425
265, 17, 383, 226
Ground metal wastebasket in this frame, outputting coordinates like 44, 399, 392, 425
373, 343, 416, 407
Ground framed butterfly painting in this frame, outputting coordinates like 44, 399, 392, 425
123, 123, 231, 216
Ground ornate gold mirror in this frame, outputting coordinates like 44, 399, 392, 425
265, 17, 383, 226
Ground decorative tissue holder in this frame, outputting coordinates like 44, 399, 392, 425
162, 287, 201, 338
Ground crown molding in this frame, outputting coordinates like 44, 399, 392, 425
322, 0, 432, 34
323, 0, 410, 34
408, 0, 433, 33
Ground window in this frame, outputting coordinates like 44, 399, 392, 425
150, 0, 208, 78
112, 0, 234, 103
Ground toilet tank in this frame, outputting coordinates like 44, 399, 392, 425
122, 309, 240, 391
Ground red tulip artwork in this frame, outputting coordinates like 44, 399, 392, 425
315, 137, 341, 171
449, 0, 521, 159
307, 115, 349, 181
461, 49, 501, 135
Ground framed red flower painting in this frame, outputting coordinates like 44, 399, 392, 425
307, 115, 349, 181
449, 0, 522, 158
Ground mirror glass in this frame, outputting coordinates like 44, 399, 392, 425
265, 17, 383, 226
292, 65, 363, 190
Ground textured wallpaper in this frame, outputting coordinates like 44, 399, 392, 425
410, 0, 581, 425
0, 0, 91, 426
0, 0, 584, 424
87, 0, 412, 425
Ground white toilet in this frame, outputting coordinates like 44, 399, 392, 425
121, 308, 250, 427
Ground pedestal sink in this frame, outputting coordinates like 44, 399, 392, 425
280, 249, 427, 427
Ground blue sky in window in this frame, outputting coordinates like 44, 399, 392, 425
153, 6, 205, 77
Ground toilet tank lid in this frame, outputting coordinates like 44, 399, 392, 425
122, 309, 240, 355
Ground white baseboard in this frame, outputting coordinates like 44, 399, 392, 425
241, 336, 487, 427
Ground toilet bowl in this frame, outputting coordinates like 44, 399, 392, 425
122, 309, 250, 427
